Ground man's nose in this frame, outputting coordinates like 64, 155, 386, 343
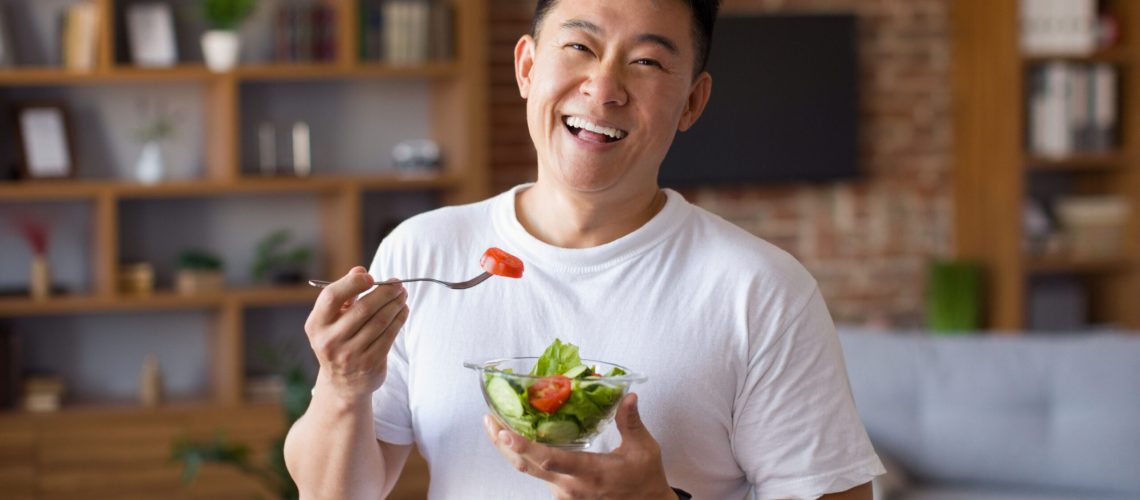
579, 62, 628, 106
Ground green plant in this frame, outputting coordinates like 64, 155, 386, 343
927, 259, 983, 334
177, 249, 224, 271
252, 230, 312, 283
202, 0, 256, 31
171, 364, 311, 500
134, 99, 179, 143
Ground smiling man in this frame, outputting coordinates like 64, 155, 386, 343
284, 1, 884, 498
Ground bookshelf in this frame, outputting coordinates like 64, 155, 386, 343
0, 0, 483, 496
952, 0, 1139, 330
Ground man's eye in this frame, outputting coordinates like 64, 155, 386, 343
566, 43, 590, 52
633, 59, 663, 68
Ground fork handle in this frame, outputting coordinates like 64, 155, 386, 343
306, 278, 434, 289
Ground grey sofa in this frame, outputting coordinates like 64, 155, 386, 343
838, 329, 1140, 500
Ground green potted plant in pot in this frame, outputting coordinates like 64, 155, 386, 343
252, 229, 312, 285
201, 0, 256, 72
176, 249, 225, 295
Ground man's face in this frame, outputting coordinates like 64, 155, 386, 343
515, 0, 712, 197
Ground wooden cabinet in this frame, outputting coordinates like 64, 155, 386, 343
952, 0, 1139, 330
0, 0, 481, 495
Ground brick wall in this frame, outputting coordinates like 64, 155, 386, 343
488, 0, 953, 327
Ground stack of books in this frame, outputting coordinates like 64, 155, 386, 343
1019, 0, 1101, 56
1026, 63, 1118, 158
61, 1, 100, 71
360, 0, 454, 64
274, 3, 338, 63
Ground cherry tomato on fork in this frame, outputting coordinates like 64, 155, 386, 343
480, 247, 524, 278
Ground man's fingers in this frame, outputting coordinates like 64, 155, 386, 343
482, 416, 565, 483
311, 267, 374, 326
362, 303, 409, 359
330, 279, 405, 342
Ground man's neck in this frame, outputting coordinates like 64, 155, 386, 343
515, 182, 666, 249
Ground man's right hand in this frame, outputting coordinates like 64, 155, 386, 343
304, 266, 409, 404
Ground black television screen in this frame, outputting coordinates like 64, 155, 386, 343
658, 14, 859, 186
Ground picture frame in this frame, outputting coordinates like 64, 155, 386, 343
126, 3, 178, 68
13, 103, 77, 180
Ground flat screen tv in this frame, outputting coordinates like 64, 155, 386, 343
658, 14, 859, 186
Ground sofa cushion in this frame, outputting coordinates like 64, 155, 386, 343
838, 329, 1140, 497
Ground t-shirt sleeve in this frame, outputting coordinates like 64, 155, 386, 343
368, 231, 416, 446
733, 288, 885, 499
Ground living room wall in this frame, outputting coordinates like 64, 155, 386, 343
488, 0, 954, 327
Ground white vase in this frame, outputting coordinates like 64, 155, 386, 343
202, 30, 241, 72
135, 140, 164, 184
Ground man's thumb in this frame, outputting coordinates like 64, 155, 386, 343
616, 393, 651, 441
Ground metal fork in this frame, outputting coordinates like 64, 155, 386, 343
307, 271, 494, 290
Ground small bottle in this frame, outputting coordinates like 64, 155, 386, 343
139, 354, 163, 408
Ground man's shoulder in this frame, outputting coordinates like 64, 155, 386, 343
386, 195, 499, 243
680, 203, 812, 284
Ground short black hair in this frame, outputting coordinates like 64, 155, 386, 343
531, 0, 722, 77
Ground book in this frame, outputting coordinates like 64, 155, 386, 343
126, 3, 178, 67
1020, 0, 1097, 56
62, 2, 99, 71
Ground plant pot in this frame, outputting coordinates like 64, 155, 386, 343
177, 269, 225, 295
135, 140, 164, 184
201, 30, 241, 72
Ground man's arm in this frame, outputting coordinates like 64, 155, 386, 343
283, 267, 411, 499
820, 481, 872, 500
283, 379, 413, 499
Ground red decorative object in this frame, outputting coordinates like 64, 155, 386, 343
14, 219, 49, 256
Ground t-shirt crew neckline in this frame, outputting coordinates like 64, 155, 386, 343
492, 183, 692, 274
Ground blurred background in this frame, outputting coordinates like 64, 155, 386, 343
0, 0, 1137, 498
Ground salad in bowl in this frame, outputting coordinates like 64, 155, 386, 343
464, 339, 647, 449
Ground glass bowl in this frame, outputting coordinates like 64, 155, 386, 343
464, 357, 647, 449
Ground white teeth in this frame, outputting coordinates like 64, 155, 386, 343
565, 116, 627, 140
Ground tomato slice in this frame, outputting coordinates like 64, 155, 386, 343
480, 247, 524, 278
527, 375, 572, 413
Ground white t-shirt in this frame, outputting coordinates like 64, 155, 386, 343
369, 185, 884, 499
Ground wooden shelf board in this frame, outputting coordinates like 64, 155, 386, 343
0, 62, 458, 85
1022, 47, 1133, 64
1024, 257, 1131, 274
234, 62, 458, 81
1025, 152, 1128, 171
0, 401, 281, 424
0, 286, 321, 317
0, 172, 460, 201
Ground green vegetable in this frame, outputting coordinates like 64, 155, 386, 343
485, 339, 628, 446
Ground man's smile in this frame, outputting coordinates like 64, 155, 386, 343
561, 115, 629, 143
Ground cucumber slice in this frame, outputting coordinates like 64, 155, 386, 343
486, 376, 524, 418
536, 420, 580, 444
562, 365, 589, 379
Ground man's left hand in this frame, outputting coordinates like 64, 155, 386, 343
483, 393, 677, 500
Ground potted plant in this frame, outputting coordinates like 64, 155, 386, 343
200, 0, 256, 72
133, 99, 179, 184
252, 230, 312, 285
176, 249, 225, 295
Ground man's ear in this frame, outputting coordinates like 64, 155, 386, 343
515, 35, 537, 99
677, 72, 713, 132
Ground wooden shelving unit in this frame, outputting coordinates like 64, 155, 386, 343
0, 0, 484, 496
953, 0, 1140, 330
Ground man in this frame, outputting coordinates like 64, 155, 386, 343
284, 0, 884, 498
